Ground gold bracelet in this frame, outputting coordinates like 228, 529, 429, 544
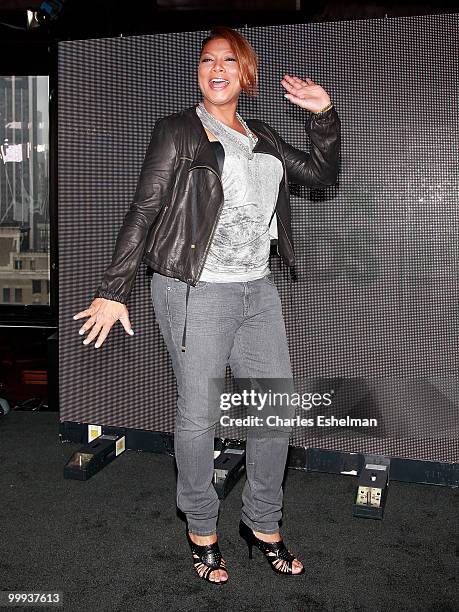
312, 101, 333, 115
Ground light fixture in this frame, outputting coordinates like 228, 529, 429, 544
26, 1, 65, 30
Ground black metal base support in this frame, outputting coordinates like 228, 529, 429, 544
60, 421, 458, 489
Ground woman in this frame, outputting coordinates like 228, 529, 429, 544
73, 26, 341, 584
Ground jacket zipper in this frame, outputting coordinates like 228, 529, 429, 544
145, 197, 171, 253
276, 212, 294, 261
259, 125, 289, 261
188, 164, 225, 282
269, 201, 280, 257
145, 167, 180, 253
269, 207, 280, 258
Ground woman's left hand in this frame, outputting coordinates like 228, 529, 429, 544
281, 74, 331, 113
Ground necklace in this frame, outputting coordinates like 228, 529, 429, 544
196, 101, 258, 160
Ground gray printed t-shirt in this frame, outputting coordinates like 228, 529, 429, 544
199, 124, 283, 283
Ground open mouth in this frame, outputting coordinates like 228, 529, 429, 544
209, 78, 230, 90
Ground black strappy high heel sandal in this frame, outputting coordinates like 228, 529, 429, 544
186, 531, 229, 584
239, 520, 305, 576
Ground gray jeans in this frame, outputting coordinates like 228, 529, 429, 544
151, 272, 295, 536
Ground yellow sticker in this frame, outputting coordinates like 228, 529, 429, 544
116, 437, 126, 456
88, 425, 102, 442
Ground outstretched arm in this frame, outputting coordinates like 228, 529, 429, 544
94, 117, 177, 304
274, 74, 341, 187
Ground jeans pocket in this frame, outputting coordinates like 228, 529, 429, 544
170, 278, 209, 292
192, 280, 209, 292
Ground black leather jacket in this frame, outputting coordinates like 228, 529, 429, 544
94, 102, 341, 304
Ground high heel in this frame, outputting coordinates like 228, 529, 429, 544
239, 519, 305, 576
186, 530, 229, 584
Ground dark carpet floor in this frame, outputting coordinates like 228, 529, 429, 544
0, 411, 457, 612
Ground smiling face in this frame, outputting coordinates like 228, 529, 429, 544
198, 37, 243, 110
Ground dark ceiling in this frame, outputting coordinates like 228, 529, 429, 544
0, 0, 456, 49
0, 0, 457, 36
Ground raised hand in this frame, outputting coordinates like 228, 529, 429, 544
281, 74, 331, 113
73, 297, 134, 349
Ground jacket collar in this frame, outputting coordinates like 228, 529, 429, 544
184, 103, 283, 177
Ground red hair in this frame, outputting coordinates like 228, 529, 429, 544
200, 26, 258, 97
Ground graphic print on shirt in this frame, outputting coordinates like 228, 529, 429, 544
196, 104, 283, 282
